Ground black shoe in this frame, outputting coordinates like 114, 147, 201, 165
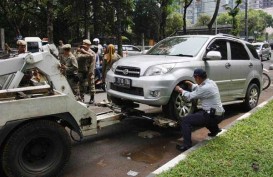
176, 144, 191, 152
89, 95, 94, 104
208, 129, 222, 137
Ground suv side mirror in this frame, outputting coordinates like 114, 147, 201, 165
204, 51, 222, 60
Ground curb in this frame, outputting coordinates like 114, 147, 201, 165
146, 95, 273, 177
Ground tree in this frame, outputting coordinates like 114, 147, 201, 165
181, 0, 193, 34
166, 12, 183, 36
237, 9, 273, 39
195, 14, 211, 27
217, 13, 232, 26
207, 0, 220, 34
224, 0, 242, 36
0, 0, 48, 43
158, 0, 176, 39
132, 0, 161, 43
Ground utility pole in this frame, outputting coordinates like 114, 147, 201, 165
116, 1, 123, 56
245, 0, 248, 41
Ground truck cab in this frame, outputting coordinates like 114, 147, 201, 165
24, 37, 42, 53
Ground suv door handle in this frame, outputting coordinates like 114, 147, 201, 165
249, 63, 253, 68
225, 63, 231, 68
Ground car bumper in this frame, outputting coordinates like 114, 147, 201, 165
106, 70, 176, 106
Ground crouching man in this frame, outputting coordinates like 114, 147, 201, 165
175, 68, 225, 152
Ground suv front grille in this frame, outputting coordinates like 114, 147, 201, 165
115, 66, 140, 77
110, 83, 144, 96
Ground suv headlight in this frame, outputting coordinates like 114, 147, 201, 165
111, 62, 118, 72
144, 64, 175, 76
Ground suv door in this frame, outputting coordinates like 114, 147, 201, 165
205, 39, 231, 102
228, 40, 252, 99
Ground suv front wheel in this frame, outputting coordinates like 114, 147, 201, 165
162, 84, 197, 120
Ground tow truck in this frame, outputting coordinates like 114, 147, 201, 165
0, 52, 176, 177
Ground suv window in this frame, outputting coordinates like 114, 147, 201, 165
230, 41, 249, 60
208, 40, 227, 60
246, 44, 259, 59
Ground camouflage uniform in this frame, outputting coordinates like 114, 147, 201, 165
75, 49, 96, 101
59, 53, 80, 97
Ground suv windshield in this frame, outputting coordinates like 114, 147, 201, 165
147, 36, 209, 56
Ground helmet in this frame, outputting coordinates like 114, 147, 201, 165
93, 38, 100, 43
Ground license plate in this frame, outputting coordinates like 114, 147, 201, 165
114, 77, 131, 88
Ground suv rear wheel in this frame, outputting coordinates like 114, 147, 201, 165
162, 83, 197, 120
243, 83, 260, 111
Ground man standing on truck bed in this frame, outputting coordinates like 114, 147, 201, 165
75, 39, 96, 104
17, 40, 27, 54
175, 68, 225, 152
59, 44, 80, 99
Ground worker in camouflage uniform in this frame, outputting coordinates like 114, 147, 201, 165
75, 39, 96, 104
17, 40, 27, 54
59, 44, 80, 99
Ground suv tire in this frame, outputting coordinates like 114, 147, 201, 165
244, 83, 260, 111
163, 83, 197, 120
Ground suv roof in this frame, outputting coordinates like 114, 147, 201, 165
252, 42, 268, 45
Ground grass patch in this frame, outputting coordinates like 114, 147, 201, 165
158, 101, 273, 177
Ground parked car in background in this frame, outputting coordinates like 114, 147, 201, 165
107, 34, 263, 120
144, 46, 153, 54
115, 45, 142, 57
252, 42, 271, 61
135, 46, 153, 54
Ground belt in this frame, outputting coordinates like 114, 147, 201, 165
204, 110, 224, 116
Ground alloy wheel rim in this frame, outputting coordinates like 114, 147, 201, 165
249, 88, 258, 107
175, 94, 192, 117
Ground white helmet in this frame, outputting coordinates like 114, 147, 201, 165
93, 38, 100, 43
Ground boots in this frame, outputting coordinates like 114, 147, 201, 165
89, 94, 94, 104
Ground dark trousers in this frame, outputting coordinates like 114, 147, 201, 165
180, 110, 224, 147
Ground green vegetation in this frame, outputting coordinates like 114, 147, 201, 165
217, 9, 273, 40
158, 101, 273, 177
0, 0, 180, 45
1, 0, 273, 45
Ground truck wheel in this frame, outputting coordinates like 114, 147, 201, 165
0, 150, 7, 177
2, 120, 71, 177
243, 83, 260, 111
162, 84, 196, 120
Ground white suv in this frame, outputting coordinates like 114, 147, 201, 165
106, 34, 263, 120
252, 42, 271, 61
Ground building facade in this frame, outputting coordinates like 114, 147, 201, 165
181, 0, 273, 26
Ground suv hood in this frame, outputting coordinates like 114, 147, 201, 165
116, 55, 193, 74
